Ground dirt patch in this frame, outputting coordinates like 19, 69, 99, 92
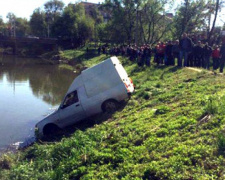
186, 67, 202, 72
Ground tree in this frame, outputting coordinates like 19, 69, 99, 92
30, 8, 47, 37
101, 0, 139, 44
207, 0, 225, 44
52, 3, 94, 47
88, 5, 103, 24
6, 13, 30, 37
44, 0, 65, 37
173, 0, 210, 39
44, 0, 64, 19
6, 13, 16, 37
0, 17, 7, 36
137, 0, 174, 45
15, 18, 30, 37
102, 0, 174, 44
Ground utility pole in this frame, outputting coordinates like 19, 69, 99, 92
12, 18, 16, 37
46, 11, 50, 38
7, 13, 16, 37
135, 8, 138, 45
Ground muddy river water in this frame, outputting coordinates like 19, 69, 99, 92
0, 56, 76, 152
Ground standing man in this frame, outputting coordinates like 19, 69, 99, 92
172, 40, 180, 66
203, 43, 212, 70
220, 41, 225, 73
165, 40, 174, 65
193, 41, 203, 67
212, 45, 220, 70
145, 44, 152, 67
179, 33, 193, 67
158, 42, 166, 65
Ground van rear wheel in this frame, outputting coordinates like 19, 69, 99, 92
102, 100, 118, 113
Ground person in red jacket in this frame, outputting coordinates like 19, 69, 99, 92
158, 42, 166, 64
154, 42, 160, 65
212, 45, 220, 70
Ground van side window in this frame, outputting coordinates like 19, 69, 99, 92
62, 91, 79, 108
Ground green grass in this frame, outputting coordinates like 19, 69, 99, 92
2, 48, 225, 179
58, 64, 75, 71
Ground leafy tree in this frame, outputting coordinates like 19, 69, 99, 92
44, 0, 64, 19
88, 5, 103, 24
15, 18, 30, 37
207, 0, 225, 44
0, 17, 7, 36
102, 0, 174, 44
30, 8, 47, 37
173, 0, 209, 39
44, 0, 65, 37
137, 0, 174, 45
96, 23, 109, 42
103, 0, 138, 44
5, 13, 30, 37
6, 13, 16, 37
52, 3, 94, 47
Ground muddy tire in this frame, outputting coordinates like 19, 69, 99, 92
102, 100, 119, 113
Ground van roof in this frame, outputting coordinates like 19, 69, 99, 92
67, 57, 122, 95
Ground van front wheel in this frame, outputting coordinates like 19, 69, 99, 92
43, 124, 60, 136
102, 100, 118, 113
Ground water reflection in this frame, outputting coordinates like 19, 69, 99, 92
0, 56, 76, 105
0, 56, 76, 149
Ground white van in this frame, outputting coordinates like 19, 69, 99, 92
35, 56, 134, 137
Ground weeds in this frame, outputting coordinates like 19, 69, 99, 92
204, 96, 218, 115
0, 154, 13, 170
217, 133, 225, 155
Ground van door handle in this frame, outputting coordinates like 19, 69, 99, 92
76, 104, 80, 107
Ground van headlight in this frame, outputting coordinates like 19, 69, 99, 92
35, 125, 39, 137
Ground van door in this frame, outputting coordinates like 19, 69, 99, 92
58, 89, 86, 127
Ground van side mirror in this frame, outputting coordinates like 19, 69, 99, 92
60, 104, 66, 109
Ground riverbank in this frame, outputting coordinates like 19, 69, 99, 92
1, 48, 225, 179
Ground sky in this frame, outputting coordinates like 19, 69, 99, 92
0, 0, 103, 22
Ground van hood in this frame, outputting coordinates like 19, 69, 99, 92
36, 110, 59, 127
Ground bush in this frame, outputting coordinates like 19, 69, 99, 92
0, 155, 13, 170
155, 105, 171, 115
204, 96, 218, 115
217, 133, 225, 155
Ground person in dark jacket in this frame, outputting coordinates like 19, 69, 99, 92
98, 46, 101, 55
193, 41, 204, 67
172, 40, 180, 66
154, 43, 160, 65
219, 42, 225, 73
158, 42, 166, 65
145, 45, 152, 66
203, 43, 212, 70
165, 40, 174, 65
179, 33, 193, 67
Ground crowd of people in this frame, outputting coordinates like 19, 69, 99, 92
97, 33, 225, 73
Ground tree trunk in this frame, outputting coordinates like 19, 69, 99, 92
208, 0, 219, 45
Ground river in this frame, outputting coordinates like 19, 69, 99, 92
0, 56, 76, 152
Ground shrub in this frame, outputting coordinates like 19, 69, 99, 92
217, 133, 225, 155
204, 96, 218, 115
143, 92, 150, 100
0, 155, 13, 170
155, 106, 171, 115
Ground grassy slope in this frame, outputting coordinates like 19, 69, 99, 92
1, 48, 225, 179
